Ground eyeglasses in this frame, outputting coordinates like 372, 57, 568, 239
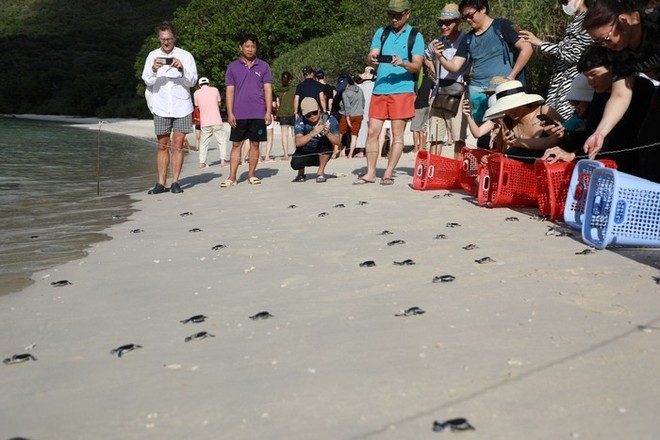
593, 21, 616, 45
461, 10, 479, 21
304, 110, 319, 118
387, 10, 408, 20
159, 38, 174, 43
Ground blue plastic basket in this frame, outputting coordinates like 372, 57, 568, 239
563, 159, 615, 229
582, 167, 660, 249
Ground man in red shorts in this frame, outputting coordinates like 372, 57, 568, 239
354, 0, 425, 185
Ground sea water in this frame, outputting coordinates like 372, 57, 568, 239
0, 117, 157, 295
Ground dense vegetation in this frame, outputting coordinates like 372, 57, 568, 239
2, 0, 570, 118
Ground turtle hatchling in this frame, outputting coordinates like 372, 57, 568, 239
110, 344, 142, 358
211, 244, 227, 250
249, 311, 274, 320
130, 228, 144, 234
357, 201, 368, 206
288, 204, 298, 209
50, 280, 72, 287
434, 234, 448, 240
180, 314, 207, 324
189, 228, 203, 233
3, 353, 37, 365
432, 274, 456, 283
359, 260, 376, 268
179, 211, 193, 217
446, 222, 461, 228
393, 259, 415, 266
462, 243, 479, 250
185, 331, 215, 342
318, 212, 329, 217
378, 230, 394, 235
395, 307, 426, 317
475, 257, 496, 264
334, 203, 345, 208
387, 239, 406, 246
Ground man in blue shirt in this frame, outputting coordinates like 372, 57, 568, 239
292, 98, 340, 183
354, 0, 425, 186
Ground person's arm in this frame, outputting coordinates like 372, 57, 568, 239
541, 147, 576, 164
264, 83, 273, 125
142, 53, 159, 87
295, 123, 324, 147
319, 91, 327, 113
424, 58, 436, 78
293, 94, 300, 118
508, 38, 533, 81
462, 100, 494, 138
226, 85, 236, 127
437, 52, 467, 74
584, 76, 633, 159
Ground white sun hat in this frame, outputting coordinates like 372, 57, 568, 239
483, 80, 544, 121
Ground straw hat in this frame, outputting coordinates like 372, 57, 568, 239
484, 76, 509, 95
566, 74, 594, 102
438, 3, 461, 20
359, 66, 375, 81
483, 81, 544, 120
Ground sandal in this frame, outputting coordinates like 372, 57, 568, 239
248, 177, 261, 185
316, 175, 327, 183
219, 179, 237, 188
380, 177, 395, 186
352, 177, 376, 185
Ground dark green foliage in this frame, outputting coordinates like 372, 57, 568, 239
2, 0, 571, 117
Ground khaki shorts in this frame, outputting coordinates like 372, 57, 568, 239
428, 96, 468, 144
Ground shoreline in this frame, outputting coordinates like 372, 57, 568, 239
2, 115, 660, 438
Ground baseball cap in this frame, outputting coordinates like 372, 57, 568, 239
388, 0, 410, 12
198, 77, 209, 86
300, 97, 319, 115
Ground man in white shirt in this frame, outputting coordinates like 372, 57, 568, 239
142, 21, 197, 194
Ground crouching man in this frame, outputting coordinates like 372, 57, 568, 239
291, 97, 340, 183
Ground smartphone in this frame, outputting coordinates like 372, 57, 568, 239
377, 54, 393, 63
157, 57, 173, 65
536, 114, 558, 126
319, 113, 329, 125
442, 37, 451, 49
511, 24, 523, 33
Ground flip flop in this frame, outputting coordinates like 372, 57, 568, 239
380, 177, 395, 186
353, 177, 376, 185
248, 177, 261, 185
220, 179, 237, 188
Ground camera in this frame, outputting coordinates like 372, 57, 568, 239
157, 57, 174, 65
376, 54, 393, 63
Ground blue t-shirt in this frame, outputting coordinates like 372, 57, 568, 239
294, 115, 340, 152
371, 25, 425, 95
456, 19, 521, 88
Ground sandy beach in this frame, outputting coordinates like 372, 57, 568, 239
2, 117, 660, 439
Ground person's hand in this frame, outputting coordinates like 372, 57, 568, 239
369, 52, 380, 65
584, 132, 605, 160
152, 58, 164, 72
461, 100, 472, 118
312, 122, 325, 136
541, 122, 565, 140
502, 128, 517, 147
391, 54, 404, 67
228, 115, 237, 128
265, 113, 272, 126
432, 39, 445, 59
170, 57, 183, 71
518, 30, 542, 47
542, 147, 575, 164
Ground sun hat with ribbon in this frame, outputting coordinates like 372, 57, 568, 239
483, 80, 544, 120
438, 3, 461, 21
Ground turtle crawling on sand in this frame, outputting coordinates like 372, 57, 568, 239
3, 353, 37, 365
180, 314, 207, 324
185, 331, 215, 342
110, 344, 142, 358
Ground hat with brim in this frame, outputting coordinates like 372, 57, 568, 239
483, 81, 544, 120
484, 76, 509, 95
388, 0, 410, 12
438, 3, 461, 20
566, 74, 594, 102
359, 66, 375, 80
300, 97, 319, 115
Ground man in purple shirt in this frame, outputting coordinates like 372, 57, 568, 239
222, 33, 273, 187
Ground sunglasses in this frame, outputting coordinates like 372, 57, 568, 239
593, 21, 616, 45
461, 10, 479, 20
304, 110, 319, 118
387, 10, 408, 20
437, 20, 457, 27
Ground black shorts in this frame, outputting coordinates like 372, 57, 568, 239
290, 142, 333, 170
279, 115, 295, 126
229, 119, 268, 142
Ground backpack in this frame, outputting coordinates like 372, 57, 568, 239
379, 25, 423, 89
464, 18, 526, 85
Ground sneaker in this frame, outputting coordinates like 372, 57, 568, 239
316, 175, 327, 183
147, 183, 166, 195
293, 174, 306, 182
170, 182, 184, 193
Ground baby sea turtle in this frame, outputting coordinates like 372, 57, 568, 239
446, 222, 461, 228
393, 259, 415, 266
211, 244, 227, 250
357, 201, 368, 206
184, 331, 215, 342
318, 212, 329, 217
387, 239, 406, 246
545, 226, 574, 237
50, 280, 72, 287
378, 230, 394, 235
433, 234, 448, 240
395, 307, 425, 317
653, 276, 660, 285
288, 204, 298, 209
179, 212, 193, 217
432, 274, 456, 283
112, 214, 123, 220
130, 228, 144, 234
334, 203, 345, 208
180, 314, 207, 324
575, 248, 595, 255
462, 244, 479, 250
29, 235, 40, 239
249, 311, 274, 320
432, 418, 475, 432
432, 194, 442, 199
505, 216, 519, 222
189, 228, 203, 233
3, 353, 37, 365
443, 193, 454, 197
110, 344, 142, 358
359, 260, 376, 268
475, 256, 496, 264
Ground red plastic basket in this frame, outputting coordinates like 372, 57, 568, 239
459, 147, 494, 196
535, 160, 577, 221
477, 153, 538, 207
412, 150, 461, 190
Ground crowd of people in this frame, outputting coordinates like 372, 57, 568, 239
141, 0, 660, 193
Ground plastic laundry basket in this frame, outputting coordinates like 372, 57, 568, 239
563, 159, 617, 229
412, 150, 461, 190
